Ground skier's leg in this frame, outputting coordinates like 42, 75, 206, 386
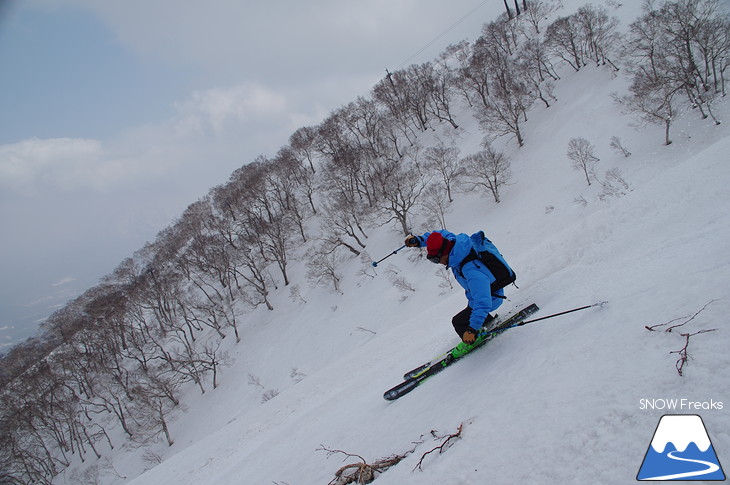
451, 306, 472, 337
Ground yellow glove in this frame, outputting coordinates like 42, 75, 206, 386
404, 235, 420, 247
462, 329, 477, 344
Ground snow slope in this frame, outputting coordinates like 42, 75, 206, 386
54, 2, 730, 485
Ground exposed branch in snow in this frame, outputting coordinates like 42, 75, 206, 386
413, 423, 464, 472
671, 329, 718, 377
318, 423, 467, 484
318, 445, 412, 485
645, 300, 721, 376
644, 299, 718, 332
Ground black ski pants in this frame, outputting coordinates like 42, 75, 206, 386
452, 306, 493, 337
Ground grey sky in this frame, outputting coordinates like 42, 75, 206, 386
0, 0, 499, 350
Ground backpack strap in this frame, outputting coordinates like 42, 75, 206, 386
456, 249, 478, 279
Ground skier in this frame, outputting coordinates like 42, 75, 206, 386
404, 230, 514, 346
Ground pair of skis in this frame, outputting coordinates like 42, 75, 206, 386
383, 303, 540, 401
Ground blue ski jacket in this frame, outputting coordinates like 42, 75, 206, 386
414, 230, 505, 330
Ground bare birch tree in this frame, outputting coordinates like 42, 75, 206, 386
461, 143, 513, 203
567, 137, 600, 185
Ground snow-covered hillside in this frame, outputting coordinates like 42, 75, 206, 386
53, 2, 730, 485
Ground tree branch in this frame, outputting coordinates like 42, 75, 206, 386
413, 423, 464, 472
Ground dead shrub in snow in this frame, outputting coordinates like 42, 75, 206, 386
599, 168, 630, 199
318, 447, 411, 485
248, 373, 279, 403
384, 266, 416, 295
318, 423, 466, 483
436, 266, 454, 293
645, 300, 720, 376
609, 136, 631, 157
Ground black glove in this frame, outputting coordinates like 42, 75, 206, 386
405, 236, 420, 247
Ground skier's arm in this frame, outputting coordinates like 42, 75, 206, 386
405, 230, 455, 248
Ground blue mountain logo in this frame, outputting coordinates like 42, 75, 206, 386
637, 414, 725, 481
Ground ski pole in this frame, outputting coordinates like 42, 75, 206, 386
487, 301, 606, 334
371, 245, 407, 267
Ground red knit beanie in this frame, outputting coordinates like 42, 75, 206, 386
426, 232, 449, 258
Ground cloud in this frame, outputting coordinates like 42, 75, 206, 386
54, 1, 401, 73
30, 0, 488, 88
0, 137, 101, 190
0, 82, 295, 197
15, 1, 495, 178
174, 83, 288, 134
51, 277, 76, 287
0, 136, 160, 193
